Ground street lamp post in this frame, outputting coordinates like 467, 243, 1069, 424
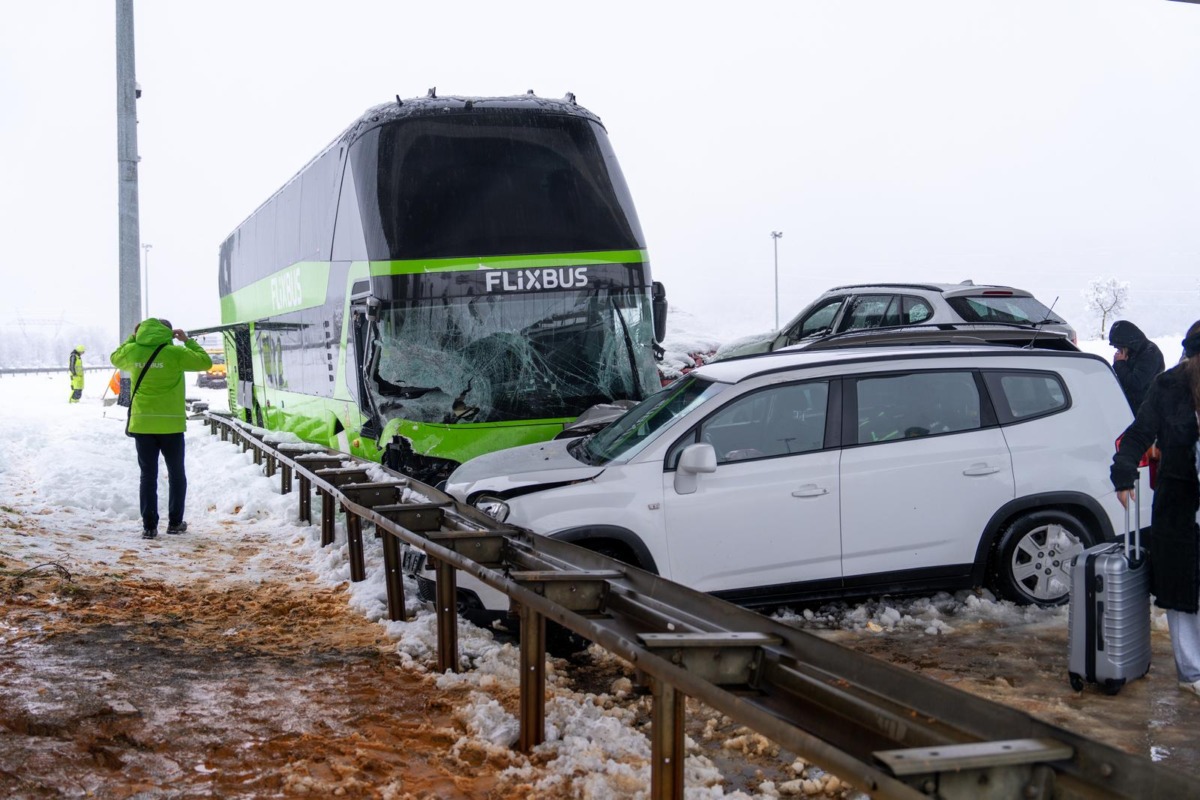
142, 243, 152, 319
771, 231, 783, 329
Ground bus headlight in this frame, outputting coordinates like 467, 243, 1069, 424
474, 495, 510, 523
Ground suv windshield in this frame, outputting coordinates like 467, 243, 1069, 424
577, 375, 727, 465
946, 296, 1065, 325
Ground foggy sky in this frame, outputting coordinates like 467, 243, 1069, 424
2, 0, 1198, 346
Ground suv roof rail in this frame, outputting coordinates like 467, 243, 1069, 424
794, 322, 1077, 352
827, 282, 945, 292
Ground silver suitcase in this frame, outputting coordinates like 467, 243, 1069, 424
1067, 481, 1151, 694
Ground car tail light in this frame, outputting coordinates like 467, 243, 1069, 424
979, 290, 1014, 296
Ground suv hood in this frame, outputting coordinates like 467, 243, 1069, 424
445, 437, 604, 499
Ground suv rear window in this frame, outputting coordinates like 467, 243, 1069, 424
945, 296, 1065, 325
982, 371, 1068, 423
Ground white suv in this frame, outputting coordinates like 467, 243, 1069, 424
716, 282, 1077, 360
442, 345, 1141, 612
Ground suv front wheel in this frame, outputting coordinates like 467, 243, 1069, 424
990, 510, 1096, 606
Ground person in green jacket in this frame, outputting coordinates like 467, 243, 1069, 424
68, 345, 85, 403
110, 318, 212, 539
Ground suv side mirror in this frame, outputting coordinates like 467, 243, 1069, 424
674, 443, 717, 495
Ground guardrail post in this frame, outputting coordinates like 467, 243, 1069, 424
280, 463, 292, 495
345, 506, 366, 582
220, 424, 228, 442
253, 446, 263, 467
298, 474, 311, 523
381, 531, 407, 621
265, 453, 276, 478
651, 677, 685, 800
434, 558, 459, 673
518, 602, 546, 752
320, 490, 335, 546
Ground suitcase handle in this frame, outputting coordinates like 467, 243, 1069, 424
1124, 473, 1143, 563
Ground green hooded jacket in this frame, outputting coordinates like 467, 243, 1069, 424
110, 319, 213, 434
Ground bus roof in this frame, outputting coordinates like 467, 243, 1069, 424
224, 92, 602, 241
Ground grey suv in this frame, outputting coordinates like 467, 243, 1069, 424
716, 282, 1077, 360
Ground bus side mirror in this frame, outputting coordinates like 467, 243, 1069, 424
652, 281, 668, 343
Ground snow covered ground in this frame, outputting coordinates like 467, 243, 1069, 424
0, 332, 1194, 797
0, 370, 857, 798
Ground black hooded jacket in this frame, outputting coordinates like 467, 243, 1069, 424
1109, 320, 1165, 413
1111, 364, 1200, 612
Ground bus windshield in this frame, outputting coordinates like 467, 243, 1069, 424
370, 287, 659, 424
352, 113, 645, 260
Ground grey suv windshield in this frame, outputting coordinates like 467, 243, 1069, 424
577, 375, 727, 464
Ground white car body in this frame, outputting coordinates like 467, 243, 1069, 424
443, 345, 1145, 611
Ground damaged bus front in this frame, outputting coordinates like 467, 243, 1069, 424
219, 93, 666, 484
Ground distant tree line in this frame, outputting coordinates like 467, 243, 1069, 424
0, 323, 116, 370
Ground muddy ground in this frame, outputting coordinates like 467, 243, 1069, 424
0, 512, 804, 800
0, 569, 519, 799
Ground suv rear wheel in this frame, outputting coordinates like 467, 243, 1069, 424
991, 510, 1095, 606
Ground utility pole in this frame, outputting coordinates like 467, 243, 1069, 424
771, 231, 783, 329
142, 243, 152, 318
116, 0, 142, 404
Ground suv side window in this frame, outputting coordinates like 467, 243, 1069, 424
788, 297, 844, 342
854, 371, 981, 443
841, 294, 903, 331
901, 295, 934, 324
982, 370, 1068, 423
667, 381, 830, 466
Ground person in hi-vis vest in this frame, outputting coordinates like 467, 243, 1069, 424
68, 345, 85, 403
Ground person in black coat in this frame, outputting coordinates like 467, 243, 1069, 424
1111, 320, 1200, 696
1109, 320, 1165, 413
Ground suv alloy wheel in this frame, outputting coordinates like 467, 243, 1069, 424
991, 510, 1097, 605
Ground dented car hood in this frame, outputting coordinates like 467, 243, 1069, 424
445, 437, 604, 499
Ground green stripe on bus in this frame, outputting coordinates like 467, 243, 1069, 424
220, 262, 331, 322
368, 250, 648, 276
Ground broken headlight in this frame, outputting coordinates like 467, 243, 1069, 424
474, 495, 510, 523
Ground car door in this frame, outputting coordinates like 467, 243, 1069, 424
838, 369, 1015, 582
661, 379, 842, 595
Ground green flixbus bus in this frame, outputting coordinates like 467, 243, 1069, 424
210, 92, 667, 485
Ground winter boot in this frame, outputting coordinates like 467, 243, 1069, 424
166, 521, 188, 535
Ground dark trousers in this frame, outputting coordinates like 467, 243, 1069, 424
134, 432, 187, 530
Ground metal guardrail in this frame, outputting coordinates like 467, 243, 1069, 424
204, 410, 1196, 800
0, 366, 114, 377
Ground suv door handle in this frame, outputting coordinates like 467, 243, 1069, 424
791, 484, 829, 497
963, 463, 1002, 476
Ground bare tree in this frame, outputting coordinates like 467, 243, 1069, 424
1082, 277, 1130, 339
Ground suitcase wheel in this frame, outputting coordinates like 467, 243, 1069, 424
1069, 673, 1084, 692
1102, 679, 1123, 696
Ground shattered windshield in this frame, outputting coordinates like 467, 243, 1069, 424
577, 375, 727, 465
369, 288, 659, 424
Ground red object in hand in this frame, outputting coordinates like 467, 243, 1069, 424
1147, 445, 1161, 490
